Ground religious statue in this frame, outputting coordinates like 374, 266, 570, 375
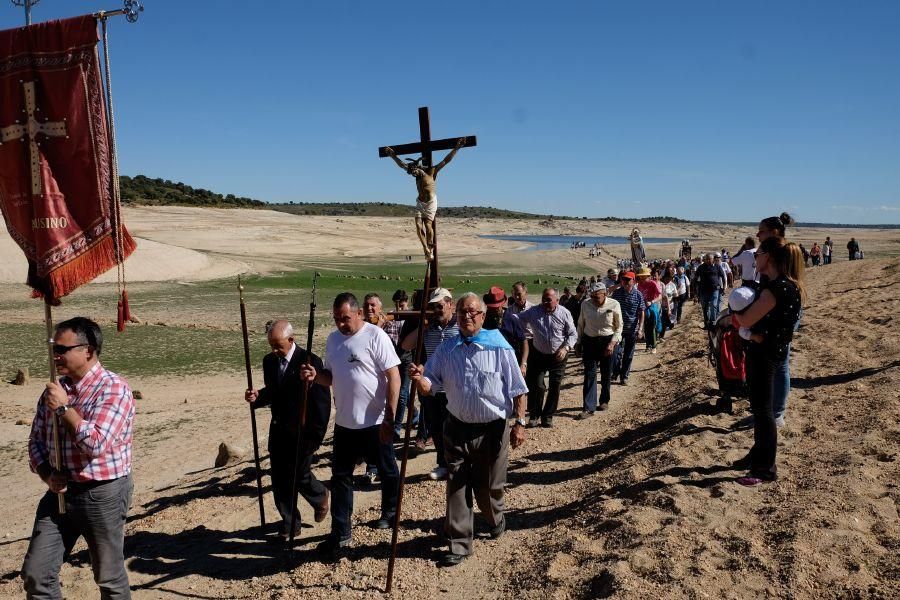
385, 137, 467, 261
629, 227, 646, 266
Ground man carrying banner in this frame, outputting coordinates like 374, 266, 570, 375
22, 317, 135, 599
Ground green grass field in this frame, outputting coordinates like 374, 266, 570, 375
1, 260, 590, 380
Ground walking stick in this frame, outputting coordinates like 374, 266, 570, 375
288, 271, 320, 548
238, 276, 266, 529
386, 261, 432, 593
44, 302, 66, 514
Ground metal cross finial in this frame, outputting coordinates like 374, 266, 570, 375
11, 0, 40, 26
122, 0, 144, 23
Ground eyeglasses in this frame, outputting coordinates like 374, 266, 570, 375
52, 343, 88, 355
456, 309, 484, 319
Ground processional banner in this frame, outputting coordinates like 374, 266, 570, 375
0, 15, 135, 303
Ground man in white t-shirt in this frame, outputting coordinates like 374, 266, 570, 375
731, 237, 758, 283
301, 292, 401, 558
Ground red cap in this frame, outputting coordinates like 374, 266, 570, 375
622, 271, 635, 280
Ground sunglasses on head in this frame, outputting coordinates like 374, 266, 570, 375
53, 343, 88, 355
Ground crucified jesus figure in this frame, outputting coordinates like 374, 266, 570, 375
384, 137, 467, 261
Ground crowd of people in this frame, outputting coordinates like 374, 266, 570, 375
22, 214, 817, 596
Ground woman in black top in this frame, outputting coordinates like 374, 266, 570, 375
733, 237, 805, 485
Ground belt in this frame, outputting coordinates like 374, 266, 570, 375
447, 414, 505, 431
67, 475, 126, 492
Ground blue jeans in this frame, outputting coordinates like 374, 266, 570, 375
700, 289, 721, 327
22, 475, 133, 599
612, 332, 637, 382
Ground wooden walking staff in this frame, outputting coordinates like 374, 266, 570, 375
44, 302, 66, 514
288, 271, 321, 548
238, 276, 266, 529
386, 261, 432, 593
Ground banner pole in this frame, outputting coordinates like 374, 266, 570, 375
44, 302, 65, 514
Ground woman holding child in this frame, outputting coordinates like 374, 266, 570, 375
732, 236, 805, 485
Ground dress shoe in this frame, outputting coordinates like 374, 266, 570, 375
429, 466, 449, 481
527, 418, 540, 428
372, 515, 395, 530
439, 552, 468, 567
314, 489, 329, 523
489, 517, 506, 539
541, 417, 554, 428
317, 535, 351, 561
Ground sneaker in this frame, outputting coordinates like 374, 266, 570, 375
527, 418, 540, 428
774, 415, 786, 428
429, 466, 449, 481
598, 402, 609, 412
365, 470, 380, 485
576, 411, 594, 420
651, 348, 658, 355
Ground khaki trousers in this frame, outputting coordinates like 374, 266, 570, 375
443, 415, 509, 556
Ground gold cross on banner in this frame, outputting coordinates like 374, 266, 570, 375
0, 81, 68, 196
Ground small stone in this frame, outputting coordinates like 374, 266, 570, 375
132, 390, 143, 400
15, 419, 31, 426
12, 368, 29, 385
215, 442, 246, 468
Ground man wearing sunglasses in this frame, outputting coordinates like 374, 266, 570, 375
22, 317, 135, 599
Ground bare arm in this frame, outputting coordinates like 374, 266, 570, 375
384, 146, 409, 171
384, 366, 400, 422
433, 137, 467, 174
400, 325, 420, 352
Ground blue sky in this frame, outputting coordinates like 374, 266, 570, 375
3, 1, 899, 224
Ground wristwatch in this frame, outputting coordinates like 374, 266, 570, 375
55, 404, 69, 417
513, 418, 527, 427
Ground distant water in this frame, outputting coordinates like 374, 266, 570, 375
481, 234, 682, 251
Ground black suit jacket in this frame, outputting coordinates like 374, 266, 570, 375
255, 345, 331, 451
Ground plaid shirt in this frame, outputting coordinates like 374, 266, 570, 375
382, 318, 404, 346
28, 362, 134, 482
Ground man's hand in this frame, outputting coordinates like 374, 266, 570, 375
519, 363, 527, 377
408, 364, 425, 382
245, 389, 258, 404
46, 470, 67, 494
43, 382, 68, 412
299, 364, 317, 383
604, 342, 616, 358
637, 328, 645, 341
510, 423, 526, 449
553, 346, 569, 362
379, 420, 395, 444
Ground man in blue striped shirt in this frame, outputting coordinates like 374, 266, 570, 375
410, 292, 528, 567
610, 271, 645, 385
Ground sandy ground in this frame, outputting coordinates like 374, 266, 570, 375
0, 208, 898, 598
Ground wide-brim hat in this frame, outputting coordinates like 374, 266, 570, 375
635, 267, 652, 278
483, 286, 507, 308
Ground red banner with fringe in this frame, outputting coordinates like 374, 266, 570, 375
0, 15, 135, 304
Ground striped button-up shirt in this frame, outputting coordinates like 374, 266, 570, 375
29, 363, 134, 482
611, 287, 645, 336
424, 335, 529, 423
422, 317, 459, 393
518, 304, 578, 355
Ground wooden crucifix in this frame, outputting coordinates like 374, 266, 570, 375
379, 107, 476, 289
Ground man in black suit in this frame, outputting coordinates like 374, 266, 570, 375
245, 320, 331, 539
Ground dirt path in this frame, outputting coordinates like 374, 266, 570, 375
1, 259, 897, 599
